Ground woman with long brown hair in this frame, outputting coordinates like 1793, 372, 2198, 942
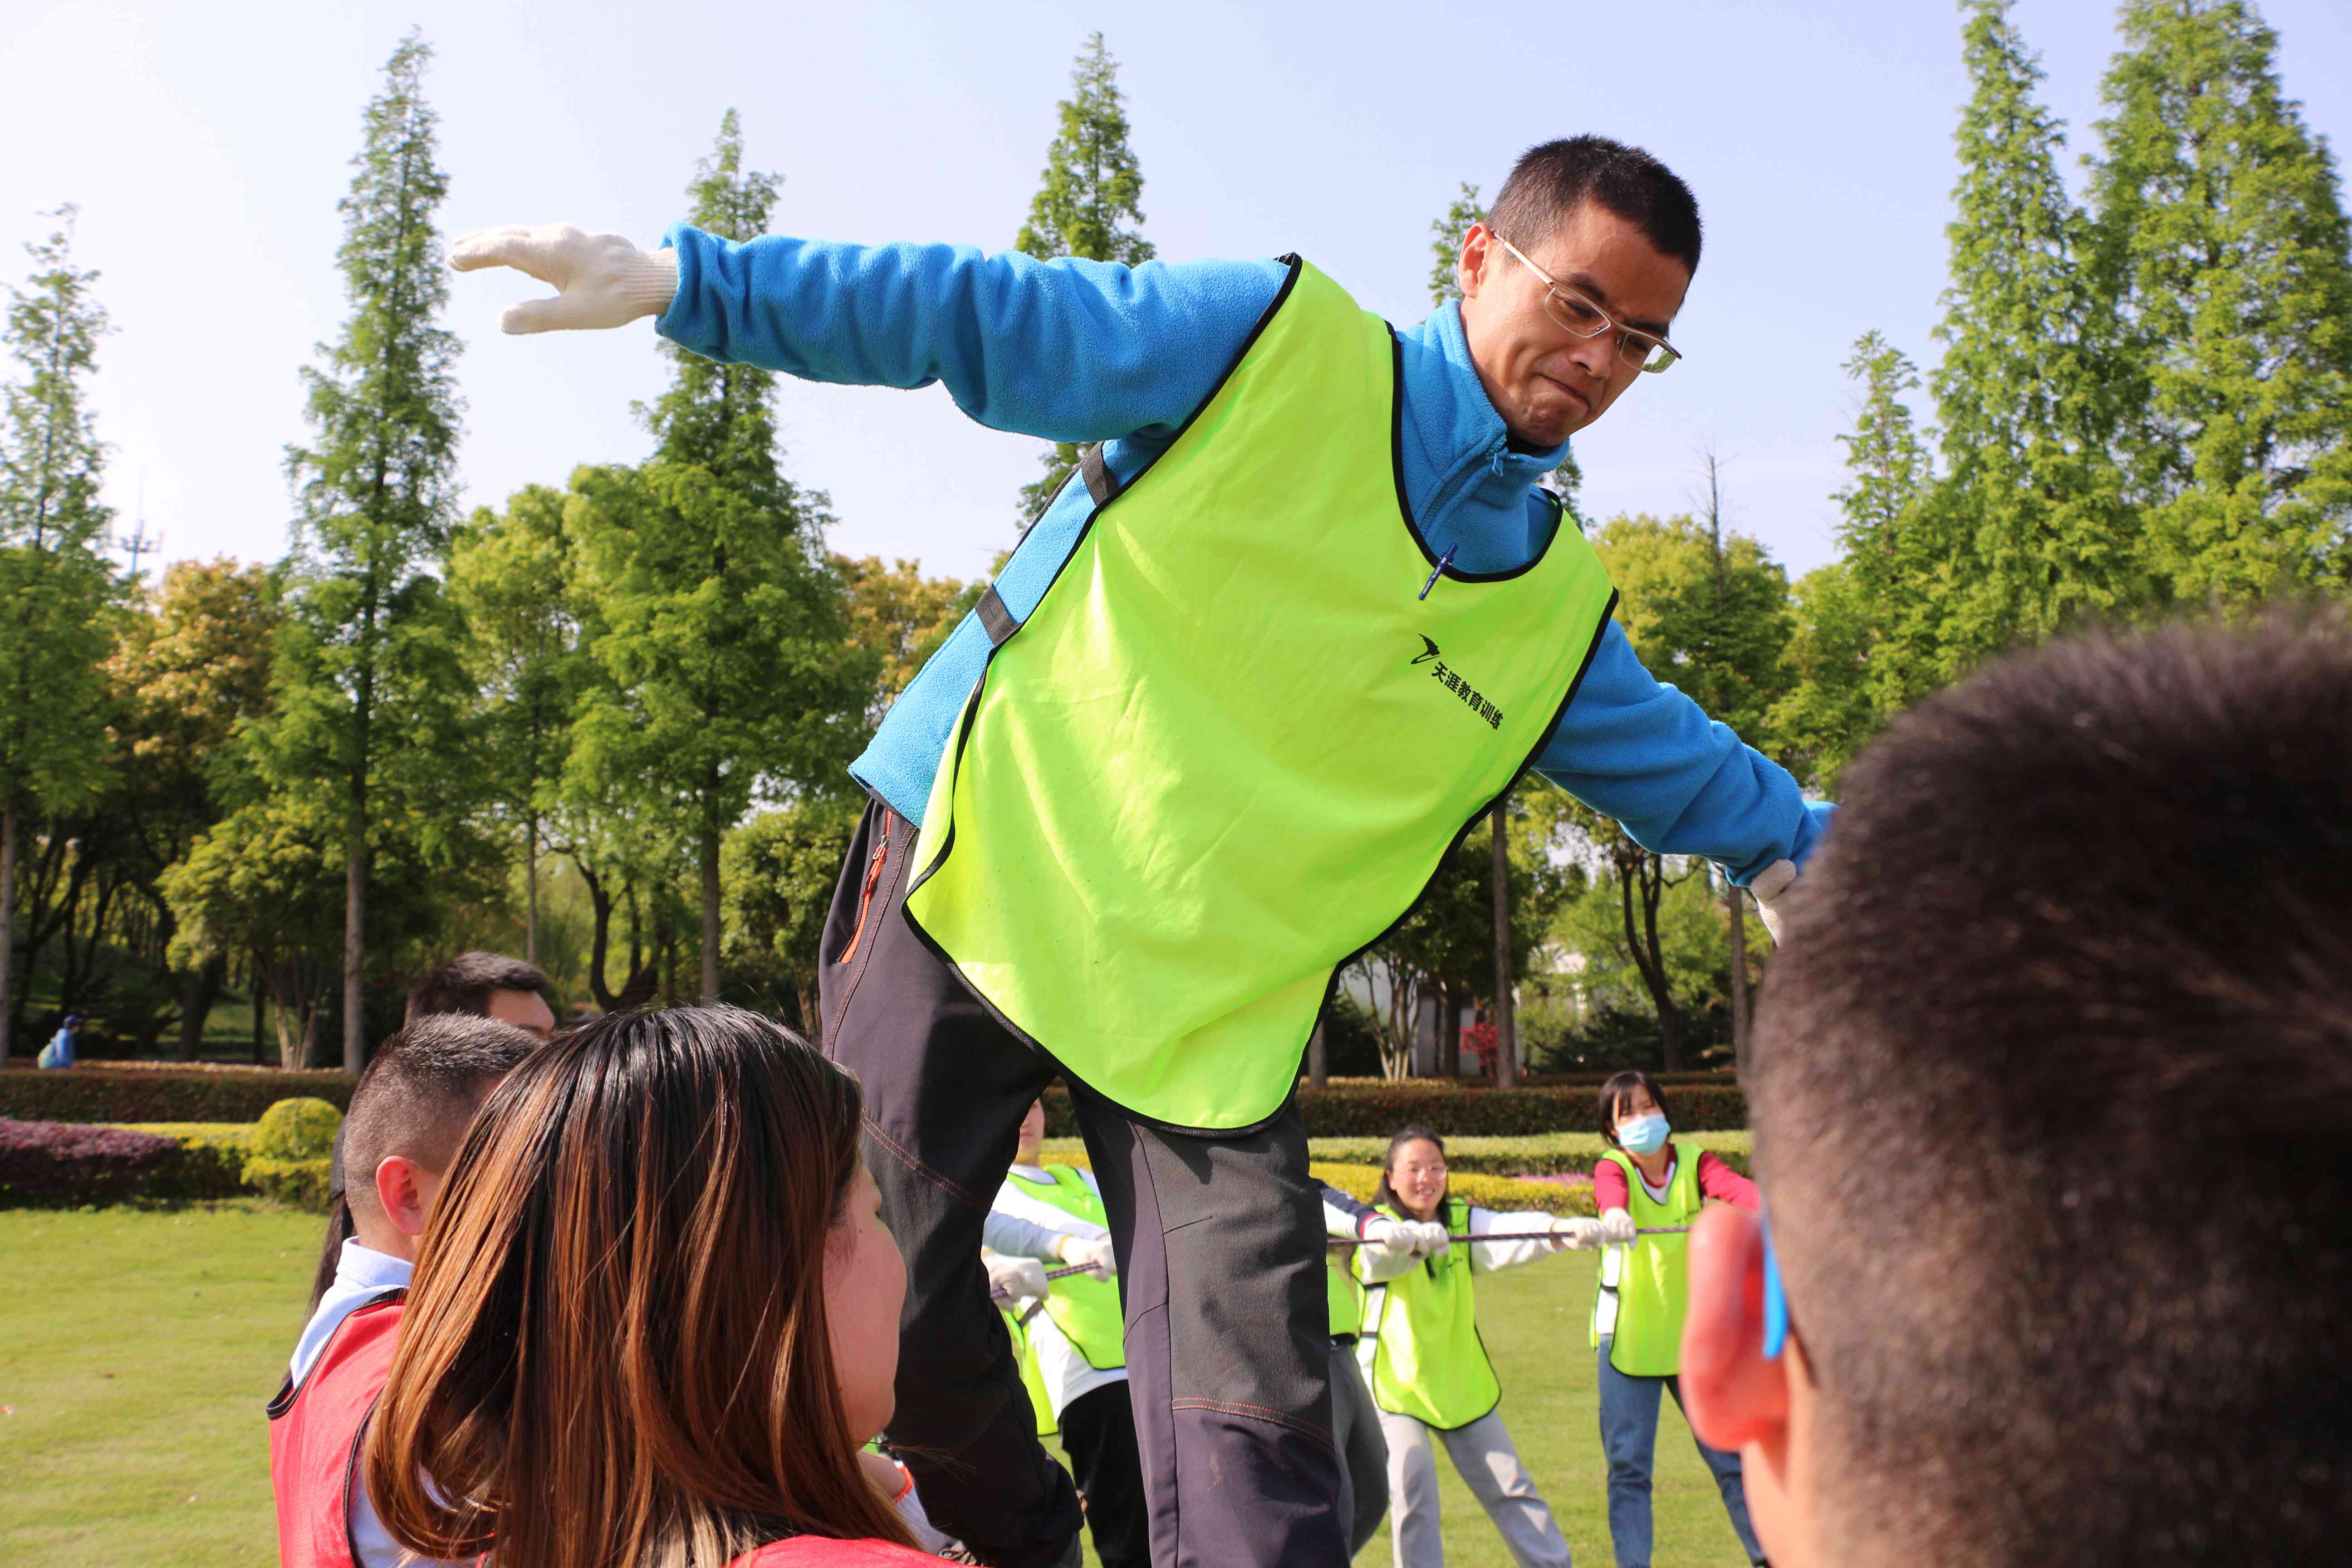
366, 1004, 938, 1568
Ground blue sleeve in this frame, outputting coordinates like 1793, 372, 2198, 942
656, 225, 1288, 444
1535, 621, 1836, 882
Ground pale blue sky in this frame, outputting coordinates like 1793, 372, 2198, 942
5, 0, 2347, 587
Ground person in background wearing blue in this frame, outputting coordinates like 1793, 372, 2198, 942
35, 1014, 81, 1069
454, 135, 1833, 1568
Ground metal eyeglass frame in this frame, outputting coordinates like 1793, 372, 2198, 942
1490, 230, 1685, 375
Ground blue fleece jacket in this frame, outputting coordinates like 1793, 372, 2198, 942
657, 227, 1832, 882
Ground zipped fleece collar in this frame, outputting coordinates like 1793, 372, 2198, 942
1392, 299, 1573, 575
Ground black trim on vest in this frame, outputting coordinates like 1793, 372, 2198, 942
1384, 328, 1574, 587
1080, 442, 1115, 505
265, 1286, 408, 1418
975, 585, 1017, 647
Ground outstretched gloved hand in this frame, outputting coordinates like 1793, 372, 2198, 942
985, 1253, 1049, 1304
1402, 1220, 1451, 1258
1057, 1234, 1118, 1282
450, 224, 679, 334
1750, 859, 1798, 946
1548, 1216, 1604, 1251
1358, 1216, 1418, 1267
1597, 1209, 1638, 1247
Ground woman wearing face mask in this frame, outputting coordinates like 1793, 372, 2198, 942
1358, 1126, 1597, 1568
365, 1006, 947, 1568
1591, 1070, 1766, 1568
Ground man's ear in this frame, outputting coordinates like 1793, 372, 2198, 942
1458, 222, 1495, 301
1680, 1204, 1790, 1452
372, 1153, 436, 1240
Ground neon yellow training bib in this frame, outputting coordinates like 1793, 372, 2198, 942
906, 257, 1616, 1131
1005, 1166, 1126, 1372
1362, 1198, 1501, 1430
1591, 1146, 1704, 1376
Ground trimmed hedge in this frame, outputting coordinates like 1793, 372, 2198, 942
1306, 1131, 1751, 1181
0, 1118, 181, 1205
0, 1065, 357, 1125
243, 1156, 335, 1211
1040, 1080, 1744, 1138
118, 1122, 256, 1200
253, 1098, 342, 1161
1033, 1147, 1595, 1218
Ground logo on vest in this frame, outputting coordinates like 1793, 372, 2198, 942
1410, 637, 1503, 731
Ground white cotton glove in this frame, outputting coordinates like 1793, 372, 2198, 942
1548, 1216, 1604, 1251
1597, 1209, 1638, 1247
985, 1253, 1049, 1304
1402, 1220, 1451, 1258
1749, 858, 1798, 946
449, 223, 679, 334
1057, 1234, 1118, 1282
1357, 1216, 1419, 1267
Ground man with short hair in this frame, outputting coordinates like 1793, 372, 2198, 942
402, 951, 558, 1038
273, 1014, 544, 1568
457, 134, 1831, 1568
1678, 615, 2352, 1568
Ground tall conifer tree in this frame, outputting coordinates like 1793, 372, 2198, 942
272, 31, 469, 1069
571, 111, 869, 1005
1014, 34, 1154, 520
1833, 330, 1939, 712
2089, 0, 2352, 598
1929, 0, 2141, 669
0, 208, 120, 1060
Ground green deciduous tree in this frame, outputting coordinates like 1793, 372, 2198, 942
721, 796, 860, 1036
0, 206, 123, 1061
1428, 182, 1485, 305
448, 484, 580, 966
1929, 0, 2144, 665
270, 31, 469, 1069
1014, 33, 1155, 520
571, 112, 872, 1005
2089, 0, 2352, 599
833, 553, 981, 721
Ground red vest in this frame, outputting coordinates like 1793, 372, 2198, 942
268, 1290, 406, 1568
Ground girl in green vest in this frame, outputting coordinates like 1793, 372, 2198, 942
1589, 1071, 1766, 1568
1358, 1127, 1600, 1568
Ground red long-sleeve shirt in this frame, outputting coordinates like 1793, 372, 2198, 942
1592, 1147, 1758, 1214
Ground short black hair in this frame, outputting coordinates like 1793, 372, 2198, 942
1751, 612, 2352, 1565
1488, 136, 1702, 275
404, 951, 553, 1024
308, 1014, 546, 1311
1595, 1070, 1671, 1149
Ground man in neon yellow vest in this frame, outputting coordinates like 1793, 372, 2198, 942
459, 134, 1832, 1568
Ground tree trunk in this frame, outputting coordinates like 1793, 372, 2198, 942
524, 813, 539, 968
175, 963, 219, 1062
250, 970, 268, 1064
0, 790, 16, 1063
343, 833, 368, 1073
1430, 982, 1449, 1081
1726, 873, 1751, 1079
1490, 805, 1517, 1088
700, 819, 722, 1005
1307, 1019, 1328, 1088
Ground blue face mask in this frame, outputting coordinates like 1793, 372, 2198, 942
1617, 1113, 1670, 1156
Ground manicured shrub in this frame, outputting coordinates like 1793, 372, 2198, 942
1306, 1131, 1751, 1180
1307, 1162, 1592, 1218
1038, 1079, 1744, 1139
0, 1065, 356, 1125
0, 1118, 180, 1206
243, 1156, 335, 1212
119, 1123, 257, 1200
252, 1098, 343, 1161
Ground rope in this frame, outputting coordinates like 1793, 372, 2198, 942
1325, 1227, 1689, 1246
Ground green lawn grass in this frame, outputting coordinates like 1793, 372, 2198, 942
2, 1207, 1754, 1567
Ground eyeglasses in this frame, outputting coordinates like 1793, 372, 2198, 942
1490, 231, 1684, 375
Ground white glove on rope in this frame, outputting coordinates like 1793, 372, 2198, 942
985, 1253, 1049, 1304
450, 224, 679, 334
1749, 858, 1798, 946
1548, 1216, 1604, 1251
1597, 1209, 1638, 1247
1403, 1220, 1451, 1258
1057, 1234, 1118, 1282
1359, 1216, 1418, 1267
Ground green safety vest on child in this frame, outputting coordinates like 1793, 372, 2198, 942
1360, 1198, 1501, 1430
905, 259, 1617, 1132
1003, 1166, 1126, 1371
1589, 1147, 1704, 1376
1000, 1303, 1058, 1438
